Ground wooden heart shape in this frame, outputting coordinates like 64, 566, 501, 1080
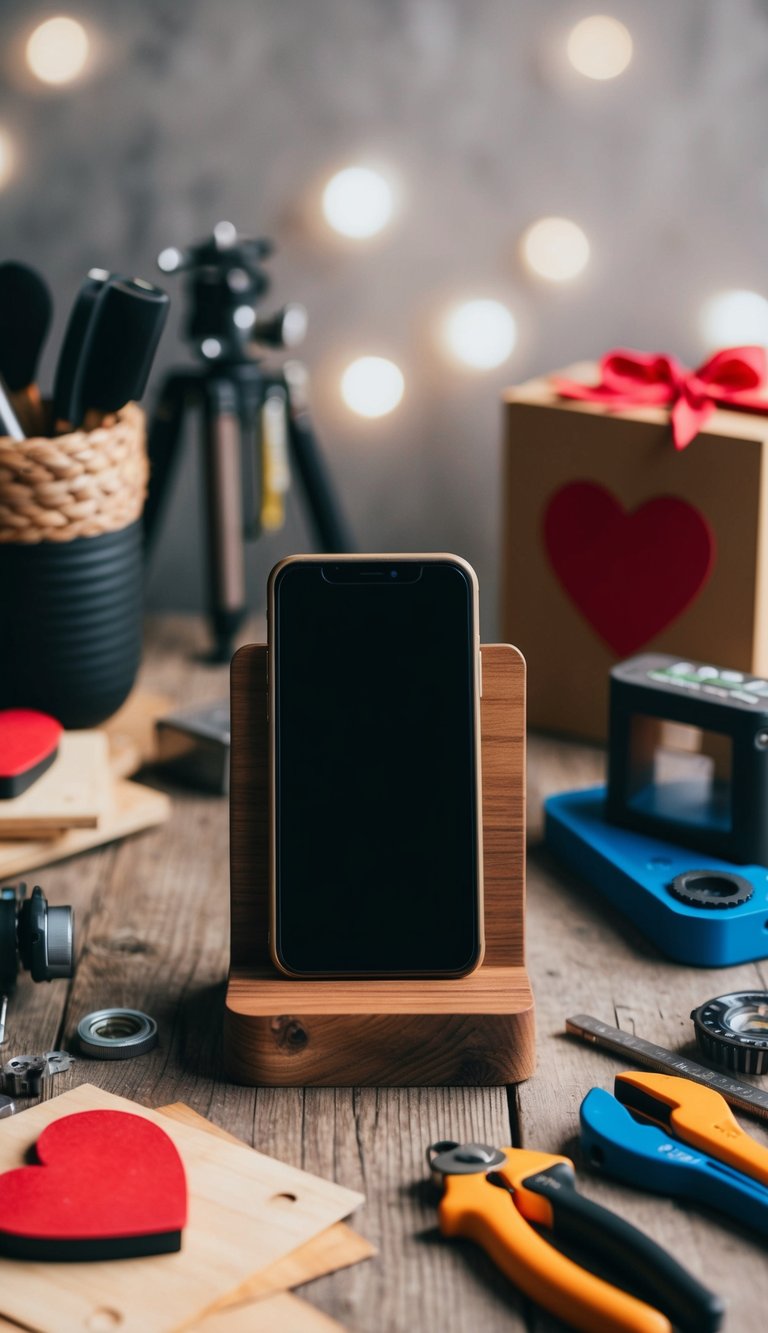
0, 1110, 187, 1260
0, 708, 62, 799
543, 481, 715, 657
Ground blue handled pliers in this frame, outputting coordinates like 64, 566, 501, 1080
580, 1085, 768, 1238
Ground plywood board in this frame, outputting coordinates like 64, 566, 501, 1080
104, 690, 174, 776
193, 1293, 345, 1332
158, 1103, 375, 1311
0, 778, 170, 877
0, 1085, 363, 1333
0, 732, 111, 836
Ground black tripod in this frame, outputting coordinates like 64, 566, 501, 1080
145, 224, 353, 662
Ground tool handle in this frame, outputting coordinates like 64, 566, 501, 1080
522, 1163, 723, 1333
52, 271, 109, 428
439, 1173, 671, 1333
581, 1087, 768, 1241
617, 1071, 768, 1189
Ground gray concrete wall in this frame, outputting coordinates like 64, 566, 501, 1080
1, 0, 766, 637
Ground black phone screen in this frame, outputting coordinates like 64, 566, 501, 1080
271, 559, 480, 976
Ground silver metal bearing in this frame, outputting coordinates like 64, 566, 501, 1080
77, 1008, 158, 1060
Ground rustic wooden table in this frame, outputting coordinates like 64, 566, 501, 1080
8, 618, 768, 1332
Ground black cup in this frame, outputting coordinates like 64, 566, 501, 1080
0, 520, 143, 728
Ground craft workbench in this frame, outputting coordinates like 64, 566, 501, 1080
6, 617, 768, 1332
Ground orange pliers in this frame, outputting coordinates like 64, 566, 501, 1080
427, 1139, 724, 1333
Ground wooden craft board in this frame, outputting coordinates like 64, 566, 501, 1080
0, 732, 111, 836
104, 689, 174, 777
159, 1104, 374, 1314
195, 1293, 344, 1332
0, 1085, 363, 1333
0, 1102, 365, 1333
0, 778, 170, 878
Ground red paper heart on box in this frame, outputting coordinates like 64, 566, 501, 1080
542, 480, 715, 657
0, 1110, 187, 1261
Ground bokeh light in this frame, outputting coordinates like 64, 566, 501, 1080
26, 16, 90, 86
443, 300, 517, 370
700, 289, 768, 347
341, 357, 404, 417
322, 167, 394, 239
0, 130, 15, 188
566, 16, 633, 81
521, 217, 590, 282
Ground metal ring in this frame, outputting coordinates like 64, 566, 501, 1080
668, 869, 753, 910
77, 1008, 158, 1060
691, 992, 768, 1075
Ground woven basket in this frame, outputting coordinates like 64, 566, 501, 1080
0, 403, 147, 726
0, 401, 147, 543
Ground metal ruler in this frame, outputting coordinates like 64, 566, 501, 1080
566, 1013, 768, 1122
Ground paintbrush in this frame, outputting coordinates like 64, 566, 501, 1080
0, 261, 53, 434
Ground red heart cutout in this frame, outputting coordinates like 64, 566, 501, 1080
0, 1110, 187, 1261
543, 481, 715, 657
0, 708, 62, 799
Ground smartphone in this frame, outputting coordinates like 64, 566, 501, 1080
268, 553, 484, 979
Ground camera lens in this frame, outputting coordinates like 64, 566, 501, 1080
390, 569, 398, 578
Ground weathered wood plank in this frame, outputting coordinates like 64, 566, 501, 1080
19, 622, 766, 1329
1, 618, 528, 1332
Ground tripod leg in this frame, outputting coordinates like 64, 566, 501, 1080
284, 369, 354, 552
202, 379, 248, 662
144, 371, 195, 551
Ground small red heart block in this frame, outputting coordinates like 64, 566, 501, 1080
0, 1110, 188, 1261
0, 709, 62, 799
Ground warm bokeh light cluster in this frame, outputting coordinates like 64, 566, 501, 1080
0, 129, 15, 188
566, 15, 633, 80
700, 290, 768, 348
443, 300, 517, 370
322, 167, 394, 239
7, 12, 768, 423
520, 217, 590, 282
341, 357, 405, 417
26, 16, 90, 85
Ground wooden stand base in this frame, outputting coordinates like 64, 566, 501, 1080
224, 644, 535, 1086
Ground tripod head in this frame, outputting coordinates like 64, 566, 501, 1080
157, 221, 307, 365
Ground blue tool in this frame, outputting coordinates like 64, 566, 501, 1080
545, 786, 768, 966
580, 1087, 768, 1239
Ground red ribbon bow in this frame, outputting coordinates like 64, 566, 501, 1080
553, 346, 768, 450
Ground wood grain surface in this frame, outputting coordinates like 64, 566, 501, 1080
1, 616, 766, 1331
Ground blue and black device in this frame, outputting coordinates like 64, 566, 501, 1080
606, 653, 768, 865
545, 652, 768, 966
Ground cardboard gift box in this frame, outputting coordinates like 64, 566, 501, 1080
501, 358, 768, 741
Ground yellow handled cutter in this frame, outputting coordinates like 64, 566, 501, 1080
428, 1139, 724, 1333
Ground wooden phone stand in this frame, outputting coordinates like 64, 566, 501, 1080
224, 644, 535, 1086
